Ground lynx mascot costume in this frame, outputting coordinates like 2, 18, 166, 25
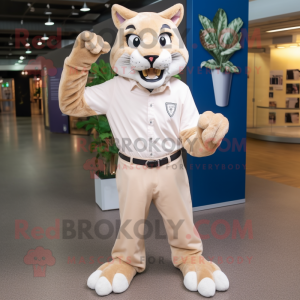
59, 4, 230, 298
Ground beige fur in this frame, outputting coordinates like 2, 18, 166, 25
97, 258, 136, 285
178, 254, 220, 283
59, 32, 110, 117
180, 112, 229, 157
110, 4, 188, 72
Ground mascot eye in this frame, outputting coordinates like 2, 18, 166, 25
159, 33, 172, 47
127, 34, 141, 48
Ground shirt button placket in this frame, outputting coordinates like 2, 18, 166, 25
148, 94, 154, 158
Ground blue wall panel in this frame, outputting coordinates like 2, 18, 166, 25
186, 0, 249, 208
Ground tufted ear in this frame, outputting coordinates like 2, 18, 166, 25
111, 4, 138, 29
158, 4, 184, 27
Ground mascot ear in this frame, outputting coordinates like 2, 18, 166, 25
111, 4, 138, 29
159, 4, 184, 27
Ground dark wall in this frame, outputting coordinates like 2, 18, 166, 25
43, 0, 187, 81
0, 71, 32, 117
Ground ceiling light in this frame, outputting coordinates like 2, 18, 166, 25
45, 17, 54, 26
267, 26, 300, 33
15, 63, 19, 65
290, 45, 298, 48
25, 42, 30, 47
45, 3, 51, 15
41, 33, 49, 40
9, 52, 12, 55
105, 4, 110, 8
277, 46, 285, 49
25, 71, 28, 75
30, 7, 35, 12
27, 3, 31, 6
37, 39, 42, 46
20, 56, 25, 60
71, 5, 79, 15
8, 42, 13, 46
21, 20, 23, 25
26, 50, 32, 54
18, 60, 23, 63
80, 2, 90, 12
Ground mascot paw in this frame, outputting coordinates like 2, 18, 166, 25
87, 258, 136, 296
179, 255, 229, 297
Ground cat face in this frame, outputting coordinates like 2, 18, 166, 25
110, 4, 188, 89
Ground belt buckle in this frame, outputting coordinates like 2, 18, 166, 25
145, 160, 159, 168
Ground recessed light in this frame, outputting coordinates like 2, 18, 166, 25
267, 26, 300, 33
45, 17, 54, 25
80, 2, 90, 12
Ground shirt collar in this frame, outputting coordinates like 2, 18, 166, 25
129, 78, 171, 94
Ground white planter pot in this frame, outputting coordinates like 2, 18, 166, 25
94, 174, 119, 211
211, 69, 233, 107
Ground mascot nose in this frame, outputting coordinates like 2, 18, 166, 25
144, 55, 158, 67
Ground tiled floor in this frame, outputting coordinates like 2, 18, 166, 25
1, 114, 300, 300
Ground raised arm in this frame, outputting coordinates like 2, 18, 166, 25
59, 31, 111, 117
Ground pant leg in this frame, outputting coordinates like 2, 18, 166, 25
152, 156, 203, 268
111, 157, 153, 273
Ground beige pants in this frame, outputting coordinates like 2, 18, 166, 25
111, 153, 203, 273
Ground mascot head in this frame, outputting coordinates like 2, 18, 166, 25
110, 4, 188, 90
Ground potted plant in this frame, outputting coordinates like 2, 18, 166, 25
199, 9, 243, 107
76, 59, 119, 211
34, 87, 41, 98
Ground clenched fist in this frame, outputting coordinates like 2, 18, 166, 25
67, 31, 111, 69
198, 111, 229, 152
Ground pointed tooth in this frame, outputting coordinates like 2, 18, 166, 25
142, 69, 148, 77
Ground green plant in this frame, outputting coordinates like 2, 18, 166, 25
199, 9, 243, 73
77, 59, 117, 178
77, 115, 119, 177
87, 59, 115, 87
34, 87, 41, 97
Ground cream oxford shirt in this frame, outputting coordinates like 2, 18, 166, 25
84, 76, 200, 159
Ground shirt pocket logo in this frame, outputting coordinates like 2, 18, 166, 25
165, 102, 177, 118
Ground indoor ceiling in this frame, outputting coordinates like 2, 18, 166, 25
0, 0, 159, 60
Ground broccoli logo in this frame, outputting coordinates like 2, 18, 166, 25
24, 246, 56, 277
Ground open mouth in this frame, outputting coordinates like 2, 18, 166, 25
139, 68, 164, 82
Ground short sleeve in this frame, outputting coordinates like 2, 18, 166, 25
180, 87, 200, 132
84, 77, 115, 115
